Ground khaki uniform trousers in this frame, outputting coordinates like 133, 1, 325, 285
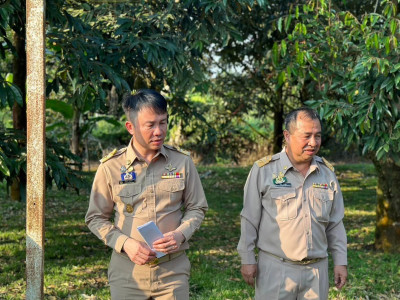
108, 251, 190, 300
256, 251, 329, 300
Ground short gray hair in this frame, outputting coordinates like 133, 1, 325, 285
284, 107, 322, 133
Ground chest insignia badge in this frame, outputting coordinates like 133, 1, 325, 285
126, 204, 134, 213
120, 171, 136, 184
313, 183, 328, 189
120, 166, 127, 173
162, 172, 183, 179
272, 172, 291, 187
273, 172, 287, 184
165, 163, 177, 172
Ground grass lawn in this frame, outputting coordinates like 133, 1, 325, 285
0, 163, 399, 299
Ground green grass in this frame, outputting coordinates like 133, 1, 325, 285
0, 163, 399, 299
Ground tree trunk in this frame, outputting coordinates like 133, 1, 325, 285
372, 157, 400, 252
272, 88, 284, 154
70, 108, 82, 170
11, 28, 27, 202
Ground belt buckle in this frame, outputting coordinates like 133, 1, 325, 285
300, 258, 318, 265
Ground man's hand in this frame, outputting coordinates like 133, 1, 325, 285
122, 238, 156, 265
241, 264, 257, 287
334, 265, 348, 289
153, 231, 185, 253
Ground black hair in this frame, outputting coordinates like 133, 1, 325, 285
284, 107, 322, 132
122, 89, 167, 122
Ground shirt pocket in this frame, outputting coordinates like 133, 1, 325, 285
311, 189, 334, 222
270, 188, 297, 221
158, 178, 185, 204
115, 185, 143, 217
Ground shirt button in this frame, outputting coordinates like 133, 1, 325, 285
305, 214, 308, 217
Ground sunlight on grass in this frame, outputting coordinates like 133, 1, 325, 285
341, 186, 363, 191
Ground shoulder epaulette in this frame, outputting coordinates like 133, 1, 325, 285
100, 147, 127, 163
256, 155, 272, 168
322, 157, 335, 172
164, 144, 190, 156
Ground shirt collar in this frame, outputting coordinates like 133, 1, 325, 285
310, 155, 322, 173
125, 138, 168, 169
279, 148, 294, 175
279, 147, 320, 175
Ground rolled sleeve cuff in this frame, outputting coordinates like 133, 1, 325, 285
238, 251, 257, 265
176, 223, 193, 242
332, 252, 347, 266
114, 234, 130, 254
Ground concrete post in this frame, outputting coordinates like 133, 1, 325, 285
26, 0, 46, 298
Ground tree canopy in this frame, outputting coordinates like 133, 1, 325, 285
273, 0, 400, 251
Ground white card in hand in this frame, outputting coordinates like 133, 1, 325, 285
137, 221, 166, 258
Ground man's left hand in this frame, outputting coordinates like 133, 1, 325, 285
334, 265, 347, 289
153, 231, 185, 253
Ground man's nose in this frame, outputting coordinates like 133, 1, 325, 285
153, 125, 162, 136
309, 136, 317, 146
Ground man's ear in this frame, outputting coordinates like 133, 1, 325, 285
125, 121, 135, 136
283, 129, 290, 143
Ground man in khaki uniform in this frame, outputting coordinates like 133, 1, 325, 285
238, 108, 347, 300
85, 89, 208, 299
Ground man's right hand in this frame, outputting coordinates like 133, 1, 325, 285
122, 238, 156, 265
241, 264, 257, 287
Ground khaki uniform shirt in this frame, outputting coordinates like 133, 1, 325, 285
237, 150, 347, 266
85, 141, 208, 254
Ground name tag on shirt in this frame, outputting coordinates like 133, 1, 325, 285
274, 183, 292, 187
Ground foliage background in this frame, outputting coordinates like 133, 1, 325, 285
1, 0, 400, 297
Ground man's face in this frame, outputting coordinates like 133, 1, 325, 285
284, 113, 322, 164
126, 106, 168, 156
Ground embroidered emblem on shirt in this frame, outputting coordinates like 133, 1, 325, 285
273, 172, 287, 184
120, 166, 127, 173
273, 171, 292, 187
165, 163, 177, 172
256, 155, 272, 167
313, 183, 328, 189
322, 157, 335, 172
162, 172, 183, 179
177, 147, 190, 156
100, 148, 117, 163
119, 171, 136, 184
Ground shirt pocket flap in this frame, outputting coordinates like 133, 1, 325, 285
270, 188, 296, 201
115, 185, 141, 198
313, 189, 334, 201
159, 179, 185, 192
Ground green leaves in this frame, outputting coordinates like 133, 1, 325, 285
46, 100, 74, 119
277, 17, 283, 32
0, 80, 23, 108
274, 0, 400, 162
0, 147, 10, 177
285, 14, 292, 33
272, 42, 279, 66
